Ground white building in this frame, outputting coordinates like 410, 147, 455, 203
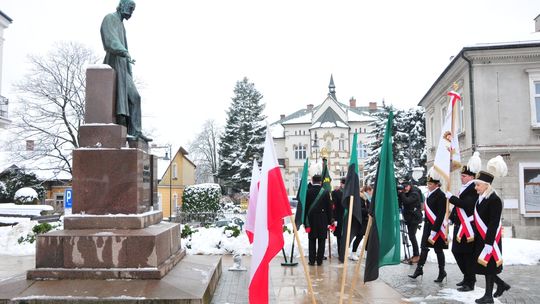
271, 76, 380, 195
0, 10, 12, 129
419, 17, 540, 239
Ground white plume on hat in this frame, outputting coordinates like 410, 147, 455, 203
486, 155, 508, 178
309, 160, 322, 177
427, 166, 442, 181
467, 152, 482, 174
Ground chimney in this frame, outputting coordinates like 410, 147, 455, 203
368, 102, 377, 112
349, 97, 357, 108
280, 114, 285, 120
26, 140, 35, 151
307, 104, 314, 111
536, 14, 540, 32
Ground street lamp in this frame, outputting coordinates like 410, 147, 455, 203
151, 144, 173, 221
412, 166, 424, 182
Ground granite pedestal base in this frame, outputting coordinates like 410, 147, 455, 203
28, 221, 183, 280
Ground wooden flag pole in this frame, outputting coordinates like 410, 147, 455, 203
339, 196, 355, 304
347, 215, 373, 304
289, 215, 316, 304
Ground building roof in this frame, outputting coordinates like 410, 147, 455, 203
156, 146, 196, 181
311, 106, 347, 129
0, 11, 13, 23
419, 32, 540, 106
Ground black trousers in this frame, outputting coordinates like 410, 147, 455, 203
453, 251, 476, 286
418, 247, 445, 268
406, 222, 420, 256
309, 237, 326, 264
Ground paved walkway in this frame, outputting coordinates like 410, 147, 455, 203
1, 254, 539, 303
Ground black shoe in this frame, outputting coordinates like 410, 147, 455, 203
317, 261, 323, 266
493, 281, 510, 298
456, 280, 465, 286
308, 262, 315, 266
457, 285, 474, 292
475, 295, 494, 303
408, 266, 423, 279
434, 270, 447, 283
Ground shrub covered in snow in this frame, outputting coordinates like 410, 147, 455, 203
14, 187, 39, 205
0, 169, 45, 203
182, 183, 221, 213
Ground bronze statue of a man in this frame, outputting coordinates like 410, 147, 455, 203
100, 0, 150, 142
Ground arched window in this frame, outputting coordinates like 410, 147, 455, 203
358, 141, 368, 158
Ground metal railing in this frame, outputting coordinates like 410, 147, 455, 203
0, 95, 8, 119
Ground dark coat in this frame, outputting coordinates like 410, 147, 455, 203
399, 186, 423, 225
305, 184, 332, 239
449, 182, 478, 253
332, 188, 345, 238
420, 187, 448, 249
473, 192, 503, 275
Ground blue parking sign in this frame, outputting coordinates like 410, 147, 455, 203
65, 188, 72, 209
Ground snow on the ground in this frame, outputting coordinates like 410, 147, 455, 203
1, 216, 539, 266
405, 288, 504, 304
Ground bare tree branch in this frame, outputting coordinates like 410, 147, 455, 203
6, 41, 100, 177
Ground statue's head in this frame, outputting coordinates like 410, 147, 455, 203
117, 0, 136, 20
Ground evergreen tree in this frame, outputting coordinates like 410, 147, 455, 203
218, 77, 266, 192
364, 106, 426, 186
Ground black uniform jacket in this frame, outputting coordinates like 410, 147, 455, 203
421, 187, 448, 249
473, 193, 503, 275
449, 182, 478, 253
332, 188, 344, 238
305, 184, 332, 239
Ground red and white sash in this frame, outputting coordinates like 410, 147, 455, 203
474, 206, 503, 267
456, 207, 474, 243
425, 201, 448, 244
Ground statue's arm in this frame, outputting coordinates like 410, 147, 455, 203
100, 15, 129, 57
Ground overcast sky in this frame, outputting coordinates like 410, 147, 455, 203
1, 0, 540, 149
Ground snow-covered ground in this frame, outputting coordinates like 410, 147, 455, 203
2, 216, 539, 266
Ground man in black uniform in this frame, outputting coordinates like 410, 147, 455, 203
304, 174, 332, 265
446, 166, 478, 291
332, 178, 346, 262
398, 181, 423, 263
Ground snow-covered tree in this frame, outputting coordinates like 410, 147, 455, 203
0, 167, 45, 203
5, 41, 99, 176
363, 106, 426, 185
218, 77, 266, 192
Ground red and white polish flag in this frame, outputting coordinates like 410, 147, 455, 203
248, 128, 292, 304
246, 159, 260, 244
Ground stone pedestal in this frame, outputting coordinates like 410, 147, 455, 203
28, 65, 184, 280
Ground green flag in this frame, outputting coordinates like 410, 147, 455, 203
364, 111, 401, 282
294, 159, 309, 227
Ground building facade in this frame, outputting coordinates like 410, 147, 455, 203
0, 10, 12, 129
155, 146, 196, 220
419, 21, 540, 239
271, 76, 379, 195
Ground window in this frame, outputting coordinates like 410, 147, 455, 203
358, 141, 368, 158
429, 115, 435, 147
173, 193, 178, 213
55, 194, 64, 206
294, 144, 307, 159
172, 162, 178, 179
526, 69, 540, 127
157, 193, 162, 210
339, 167, 346, 178
339, 134, 345, 151
519, 163, 540, 217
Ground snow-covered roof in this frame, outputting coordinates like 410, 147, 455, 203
311, 107, 347, 129
466, 31, 540, 48
283, 111, 312, 124
269, 123, 284, 139
347, 109, 375, 122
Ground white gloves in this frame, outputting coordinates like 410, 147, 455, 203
428, 230, 437, 244
445, 191, 453, 199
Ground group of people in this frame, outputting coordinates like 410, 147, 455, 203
404, 161, 511, 304
301, 175, 371, 266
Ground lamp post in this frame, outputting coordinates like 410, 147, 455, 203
312, 133, 319, 163
152, 144, 173, 221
